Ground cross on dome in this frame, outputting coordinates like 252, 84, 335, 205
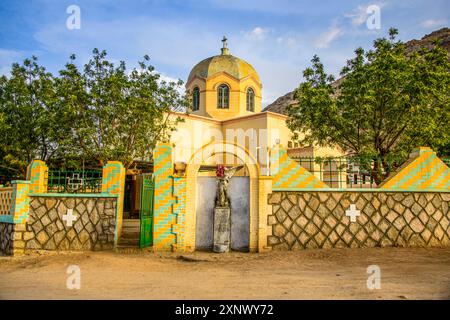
221, 36, 229, 55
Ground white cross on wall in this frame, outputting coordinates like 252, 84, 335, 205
346, 204, 360, 222
62, 209, 78, 227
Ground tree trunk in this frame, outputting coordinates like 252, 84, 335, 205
371, 158, 384, 185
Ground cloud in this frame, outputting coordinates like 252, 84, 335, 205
346, 5, 370, 26
420, 19, 447, 28
314, 24, 342, 48
245, 27, 268, 41
276, 37, 297, 48
33, 16, 218, 71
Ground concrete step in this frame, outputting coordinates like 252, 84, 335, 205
118, 238, 139, 246
119, 219, 141, 247
121, 229, 140, 236
121, 234, 140, 241
122, 224, 140, 229
122, 226, 140, 231
122, 219, 140, 227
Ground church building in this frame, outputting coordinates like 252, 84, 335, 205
146, 38, 344, 252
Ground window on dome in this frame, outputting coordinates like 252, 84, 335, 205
246, 88, 255, 112
217, 84, 229, 109
192, 87, 200, 111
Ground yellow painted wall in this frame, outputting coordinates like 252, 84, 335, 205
169, 113, 221, 164
168, 111, 340, 176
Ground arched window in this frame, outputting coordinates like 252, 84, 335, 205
192, 87, 200, 111
246, 88, 255, 112
217, 84, 229, 109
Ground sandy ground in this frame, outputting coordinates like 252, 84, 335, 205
0, 247, 449, 300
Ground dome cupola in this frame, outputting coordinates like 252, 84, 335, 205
186, 37, 262, 120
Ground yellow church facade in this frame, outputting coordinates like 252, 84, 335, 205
168, 38, 343, 176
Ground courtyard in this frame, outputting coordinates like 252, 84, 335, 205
1, 247, 449, 300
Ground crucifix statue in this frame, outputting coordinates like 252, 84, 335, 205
215, 165, 242, 207
199, 164, 243, 252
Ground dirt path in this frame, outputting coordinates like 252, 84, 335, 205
1, 247, 449, 299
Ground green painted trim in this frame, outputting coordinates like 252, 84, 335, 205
30, 193, 118, 198
0, 215, 14, 223
11, 180, 30, 184
272, 188, 450, 193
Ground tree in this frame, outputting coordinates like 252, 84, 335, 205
0, 56, 63, 176
0, 49, 188, 176
287, 28, 450, 183
56, 49, 187, 168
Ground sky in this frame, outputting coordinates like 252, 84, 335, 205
0, 0, 449, 106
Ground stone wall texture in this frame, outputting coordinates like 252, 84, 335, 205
12, 196, 118, 252
267, 191, 450, 250
0, 222, 14, 255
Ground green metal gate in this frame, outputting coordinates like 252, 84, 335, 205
140, 174, 154, 248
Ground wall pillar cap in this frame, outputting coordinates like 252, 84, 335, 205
105, 161, 124, 166
30, 159, 46, 164
409, 147, 433, 158
11, 180, 30, 184
156, 142, 172, 147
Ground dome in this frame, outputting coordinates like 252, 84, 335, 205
187, 40, 261, 85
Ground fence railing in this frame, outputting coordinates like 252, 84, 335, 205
46, 169, 103, 193
292, 155, 407, 188
0, 187, 13, 215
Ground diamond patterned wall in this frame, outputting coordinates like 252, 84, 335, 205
267, 191, 449, 250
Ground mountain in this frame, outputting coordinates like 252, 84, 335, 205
263, 27, 450, 115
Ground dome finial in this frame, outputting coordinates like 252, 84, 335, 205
221, 36, 229, 55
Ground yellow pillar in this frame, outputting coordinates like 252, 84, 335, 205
10, 180, 30, 255
26, 160, 48, 194
101, 161, 126, 246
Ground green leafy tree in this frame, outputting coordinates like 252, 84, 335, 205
56, 49, 187, 168
287, 28, 450, 183
0, 49, 187, 175
0, 56, 64, 176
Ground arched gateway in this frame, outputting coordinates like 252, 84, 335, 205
185, 141, 259, 252
150, 141, 272, 253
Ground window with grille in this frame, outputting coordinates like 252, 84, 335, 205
192, 87, 200, 111
246, 88, 255, 111
217, 84, 229, 109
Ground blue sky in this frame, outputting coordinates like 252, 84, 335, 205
0, 0, 449, 105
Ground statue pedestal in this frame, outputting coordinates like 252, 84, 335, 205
213, 207, 231, 253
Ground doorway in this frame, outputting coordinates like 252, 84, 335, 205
195, 176, 249, 252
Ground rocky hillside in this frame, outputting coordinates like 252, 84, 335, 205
263, 27, 450, 115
